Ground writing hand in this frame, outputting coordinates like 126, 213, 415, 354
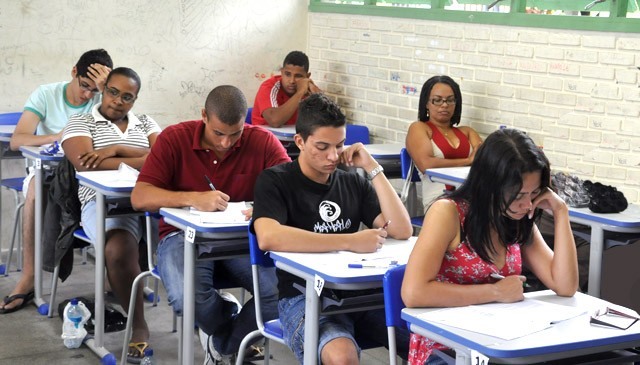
192, 191, 230, 212
349, 228, 387, 253
493, 275, 526, 302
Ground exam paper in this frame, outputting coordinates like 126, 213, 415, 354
189, 202, 248, 224
417, 298, 586, 340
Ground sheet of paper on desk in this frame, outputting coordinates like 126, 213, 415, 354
190, 202, 247, 224
417, 298, 586, 340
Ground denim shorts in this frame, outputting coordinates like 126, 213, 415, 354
278, 294, 360, 364
81, 199, 143, 244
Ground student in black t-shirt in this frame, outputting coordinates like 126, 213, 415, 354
252, 93, 413, 365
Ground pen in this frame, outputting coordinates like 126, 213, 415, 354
490, 273, 531, 288
204, 175, 216, 191
349, 260, 398, 269
382, 220, 391, 230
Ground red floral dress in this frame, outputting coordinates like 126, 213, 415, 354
408, 200, 523, 364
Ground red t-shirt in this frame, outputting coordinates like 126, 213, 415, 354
252, 75, 298, 126
137, 120, 291, 238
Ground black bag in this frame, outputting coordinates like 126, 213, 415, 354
57, 296, 126, 334
583, 181, 628, 214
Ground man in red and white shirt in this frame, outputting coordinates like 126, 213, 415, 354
252, 50, 322, 127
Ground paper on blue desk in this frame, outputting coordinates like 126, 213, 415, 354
416, 298, 586, 340
189, 202, 248, 224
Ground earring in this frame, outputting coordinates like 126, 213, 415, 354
425, 108, 430, 120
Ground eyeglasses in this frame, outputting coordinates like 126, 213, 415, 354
77, 77, 99, 94
430, 97, 456, 106
104, 86, 137, 104
590, 307, 639, 330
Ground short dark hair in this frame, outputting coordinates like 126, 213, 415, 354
295, 93, 345, 141
448, 128, 550, 262
75, 49, 113, 78
204, 85, 247, 126
283, 51, 310, 73
418, 75, 462, 126
105, 67, 142, 94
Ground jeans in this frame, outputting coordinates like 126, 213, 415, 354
279, 293, 411, 364
157, 232, 279, 355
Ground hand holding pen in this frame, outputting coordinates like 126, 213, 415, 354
192, 175, 229, 212
490, 273, 529, 302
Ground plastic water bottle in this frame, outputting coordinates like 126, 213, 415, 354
140, 348, 156, 365
61, 298, 88, 349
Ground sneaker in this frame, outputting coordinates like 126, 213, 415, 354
219, 291, 242, 315
199, 328, 232, 365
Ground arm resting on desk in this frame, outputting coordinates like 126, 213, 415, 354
10, 110, 60, 150
62, 135, 155, 171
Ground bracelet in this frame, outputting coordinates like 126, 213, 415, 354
367, 164, 384, 180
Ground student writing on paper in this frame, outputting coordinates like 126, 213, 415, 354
252, 94, 413, 365
131, 85, 290, 363
1, 49, 112, 315
402, 129, 578, 365
62, 67, 161, 363
405, 75, 482, 212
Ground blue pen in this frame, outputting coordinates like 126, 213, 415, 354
204, 175, 216, 191
349, 260, 398, 269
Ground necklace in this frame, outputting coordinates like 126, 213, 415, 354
437, 125, 451, 136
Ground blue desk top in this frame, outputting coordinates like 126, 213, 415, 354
160, 207, 249, 234
270, 237, 416, 284
402, 290, 640, 361
19, 145, 64, 161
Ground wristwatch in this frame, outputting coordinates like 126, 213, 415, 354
367, 164, 384, 180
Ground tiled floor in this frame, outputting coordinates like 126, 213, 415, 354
0, 251, 394, 365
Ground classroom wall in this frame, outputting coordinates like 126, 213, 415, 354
307, 13, 640, 204
0, 0, 308, 245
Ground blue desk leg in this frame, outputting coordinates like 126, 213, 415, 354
304, 280, 319, 365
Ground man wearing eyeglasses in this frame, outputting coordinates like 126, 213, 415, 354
1, 49, 113, 314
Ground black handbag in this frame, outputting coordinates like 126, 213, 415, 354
583, 181, 628, 214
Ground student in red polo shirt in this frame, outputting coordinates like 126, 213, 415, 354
131, 85, 290, 363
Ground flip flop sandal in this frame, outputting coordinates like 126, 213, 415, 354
127, 341, 150, 364
0, 291, 34, 314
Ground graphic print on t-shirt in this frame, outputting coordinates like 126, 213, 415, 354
314, 200, 352, 233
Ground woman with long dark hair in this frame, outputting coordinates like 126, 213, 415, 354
402, 129, 578, 364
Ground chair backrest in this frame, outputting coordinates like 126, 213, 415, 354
400, 148, 421, 182
0, 112, 22, 125
383, 264, 407, 330
346, 124, 370, 145
245, 107, 253, 124
249, 227, 274, 268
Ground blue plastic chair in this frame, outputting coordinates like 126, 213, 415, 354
1, 177, 25, 275
236, 228, 285, 364
0, 112, 22, 125
0, 112, 25, 275
400, 148, 424, 229
346, 124, 370, 145
245, 107, 253, 124
383, 265, 407, 365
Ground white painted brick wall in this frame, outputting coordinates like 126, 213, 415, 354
308, 13, 640, 203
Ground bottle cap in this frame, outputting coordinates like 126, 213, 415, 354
144, 348, 153, 357
70, 298, 79, 305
